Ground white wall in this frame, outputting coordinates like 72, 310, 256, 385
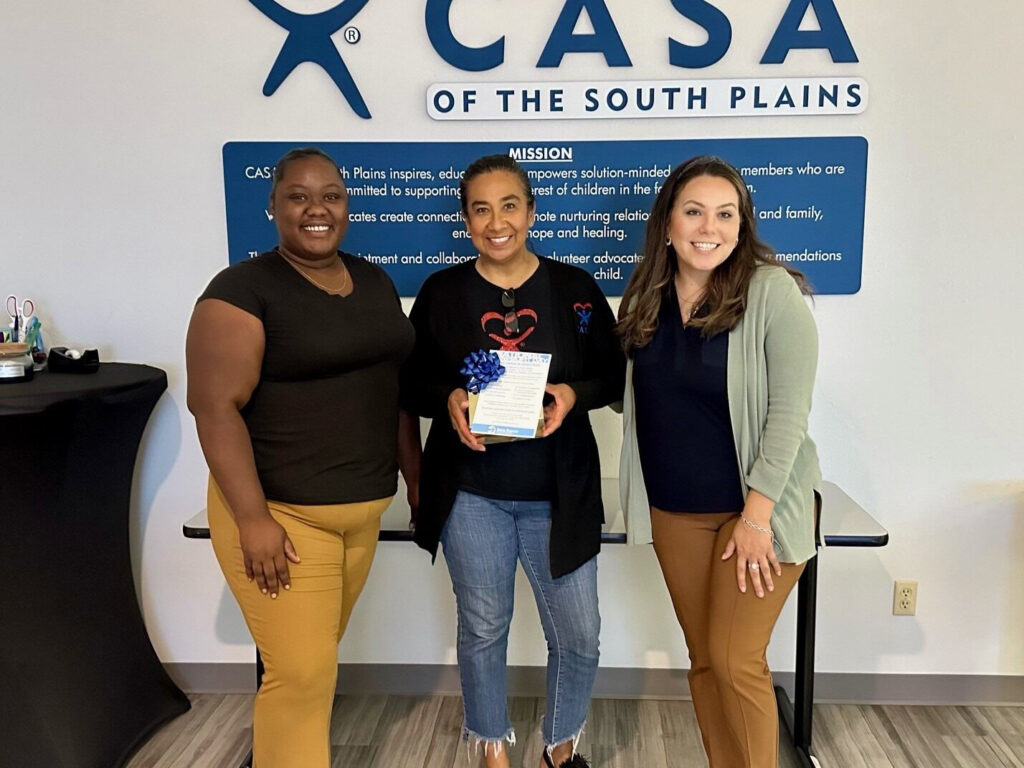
3, 0, 1023, 677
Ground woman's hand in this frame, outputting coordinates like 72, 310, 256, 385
721, 491, 780, 597
447, 388, 485, 451
397, 409, 422, 531
407, 481, 420, 530
721, 520, 780, 597
237, 514, 300, 598
541, 383, 577, 437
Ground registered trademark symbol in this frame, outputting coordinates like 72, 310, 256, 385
343, 26, 361, 44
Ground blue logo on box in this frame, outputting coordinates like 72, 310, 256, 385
249, 0, 372, 118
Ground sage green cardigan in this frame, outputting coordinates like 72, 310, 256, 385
619, 265, 822, 564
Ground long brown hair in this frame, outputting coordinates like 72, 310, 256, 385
618, 155, 809, 351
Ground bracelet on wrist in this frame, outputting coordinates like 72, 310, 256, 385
741, 515, 774, 542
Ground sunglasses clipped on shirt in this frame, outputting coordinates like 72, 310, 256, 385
501, 288, 519, 335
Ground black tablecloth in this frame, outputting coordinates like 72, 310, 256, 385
0, 364, 189, 768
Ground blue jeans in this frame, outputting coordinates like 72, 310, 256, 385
441, 490, 600, 752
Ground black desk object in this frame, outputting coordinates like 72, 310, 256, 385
0, 364, 190, 768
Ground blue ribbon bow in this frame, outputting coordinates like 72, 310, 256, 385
460, 350, 506, 394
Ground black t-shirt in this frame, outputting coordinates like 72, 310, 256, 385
198, 251, 415, 505
632, 285, 744, 513
455, 265, 557, 501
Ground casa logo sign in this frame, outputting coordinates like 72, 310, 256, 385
252, 0, 864, 120
249, 0, 372, 117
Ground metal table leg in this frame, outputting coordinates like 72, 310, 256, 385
236, 650, 264, 768
776, 552, 819, 767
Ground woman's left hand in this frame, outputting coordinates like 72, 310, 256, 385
721, 515, 781, 598
406, 480, 419, 530
541, 383, 577, 437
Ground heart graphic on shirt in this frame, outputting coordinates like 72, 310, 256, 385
480, 308, 538, 350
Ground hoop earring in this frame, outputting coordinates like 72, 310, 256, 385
666, 237, 672, 247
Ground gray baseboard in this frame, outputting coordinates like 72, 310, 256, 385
163, 663, 1024, 705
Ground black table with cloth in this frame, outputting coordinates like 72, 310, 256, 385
0, 364, 189, 768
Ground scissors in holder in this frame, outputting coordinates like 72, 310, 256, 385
6, 295, 35, 343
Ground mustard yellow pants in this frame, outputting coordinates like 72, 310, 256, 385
208, 478, 390, 768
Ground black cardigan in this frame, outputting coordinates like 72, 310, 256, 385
402, 258, 625, 577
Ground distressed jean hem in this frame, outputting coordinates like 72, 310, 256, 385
543, 717, 586, 756
463, 725, 516, 760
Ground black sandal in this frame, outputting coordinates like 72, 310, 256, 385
543, 751, 591, 768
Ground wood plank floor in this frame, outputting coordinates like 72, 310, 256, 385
126, 695, 1024, 767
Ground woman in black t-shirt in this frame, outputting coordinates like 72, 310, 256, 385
186, 148, 415, 768
402, 155, 624, 768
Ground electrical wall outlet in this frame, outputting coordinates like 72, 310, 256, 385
893, 579, 918, 616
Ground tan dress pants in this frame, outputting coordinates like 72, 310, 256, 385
652, 508, 807, 768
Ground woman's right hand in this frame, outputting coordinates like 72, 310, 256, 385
447, 388, 485, 452
237, 514, 300, 598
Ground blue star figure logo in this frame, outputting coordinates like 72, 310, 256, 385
250, 0, 372, 118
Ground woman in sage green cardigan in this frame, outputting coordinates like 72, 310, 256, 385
617, 156, 821, 768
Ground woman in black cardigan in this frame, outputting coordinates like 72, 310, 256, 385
402, 154, 623, 768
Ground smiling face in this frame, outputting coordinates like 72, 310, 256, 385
667, 174, 742, 282
463, 170, 536, 267
269, 155, 349, 262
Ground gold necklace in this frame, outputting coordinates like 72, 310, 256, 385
278, 249, 350, 294
675, 280, 706, 323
